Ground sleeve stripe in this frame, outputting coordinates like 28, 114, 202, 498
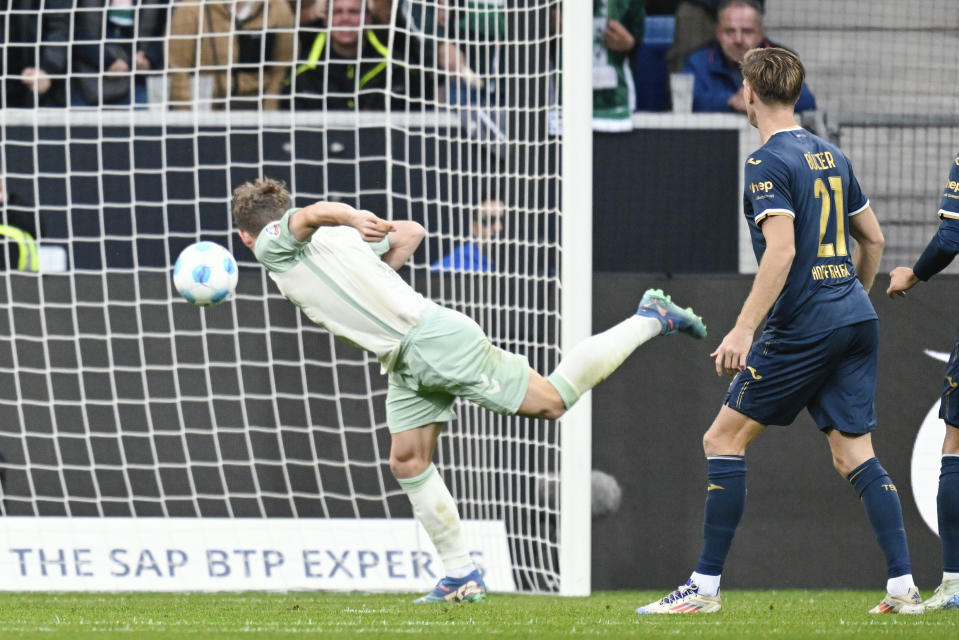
848, 199, 870, 216
940, 209, 959, 220
754, 209, 795, 223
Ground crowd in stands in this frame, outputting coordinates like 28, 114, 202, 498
1, 0, 815, 119
678, 0, 814, 114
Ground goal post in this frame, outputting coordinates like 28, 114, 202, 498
0, 0, 592, 594
558, 0, 593, 597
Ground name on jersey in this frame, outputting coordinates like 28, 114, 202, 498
810, 263, 851, 281
749, 180, 774, 193
803, 151, 836, 171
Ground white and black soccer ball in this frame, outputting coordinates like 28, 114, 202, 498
172, 241, 238, 306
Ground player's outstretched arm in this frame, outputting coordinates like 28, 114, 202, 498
888, 218, 959, 298
382, 221, 426, 270
290, 202, 394, 242
848, 206, 884, 293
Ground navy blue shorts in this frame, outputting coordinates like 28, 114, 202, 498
724, 320, 878, 433
939, 334, 959, 427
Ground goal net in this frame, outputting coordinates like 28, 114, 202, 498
0, 0, 591, 593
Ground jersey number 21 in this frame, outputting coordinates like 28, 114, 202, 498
814, 176, 847, 257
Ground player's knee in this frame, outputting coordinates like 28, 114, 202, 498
389, 450, 429, 479
944, 425, 959, 454
518, 378, 568, 420
701, 431, 711, 455
702, 430, 727, 457
829, 450, 861, 477
542, 401, 566, 421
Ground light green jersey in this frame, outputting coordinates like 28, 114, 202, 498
254, 209, 433, 372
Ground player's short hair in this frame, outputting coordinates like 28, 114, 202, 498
741, 47, 805, 107
232, 178, 292, 236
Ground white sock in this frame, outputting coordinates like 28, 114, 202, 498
447, 564, 476, 579
548, 315, 661, 408
887, 573, 916, 597
944, 571, 959, 582
396, 464, 473, 575
690, 571, 721, 597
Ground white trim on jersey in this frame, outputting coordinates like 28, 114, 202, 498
849, 199, 871, 216
766, 126, 803, 139
754, 208, 795, 224
939, 209, 959, 220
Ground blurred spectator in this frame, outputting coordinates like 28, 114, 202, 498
296, 0, 327, 24
367, 0, 480, 103
445, 0, 506, 108
431, 198, 504, 272
593, 0, 645, 132
290, 0, 433, 111
682, 0, 814, 113
72, 0, 170, 107
666, 0, 759, 73
168, 0, 295, 110
2, 0, 71, 108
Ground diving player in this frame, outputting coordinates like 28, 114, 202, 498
231, 177, 706, 604
636, 47, 922, 615
886, 150, 959, 611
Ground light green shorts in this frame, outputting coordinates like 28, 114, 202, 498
386, 305, 531, 433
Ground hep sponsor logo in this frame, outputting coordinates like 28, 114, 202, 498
750, 181, 774, 194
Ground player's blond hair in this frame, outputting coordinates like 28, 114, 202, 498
741, 47, 804, 107
232, 178, 293, 236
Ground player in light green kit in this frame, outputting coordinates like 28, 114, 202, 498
232, 177, 706, 602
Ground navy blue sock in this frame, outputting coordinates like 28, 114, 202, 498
939, 455, 959, 573
847, 457, 912, 578
694, 456, 747, 576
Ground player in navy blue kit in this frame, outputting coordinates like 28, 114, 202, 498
637, 47, 922, 615
887, 151, 959, 611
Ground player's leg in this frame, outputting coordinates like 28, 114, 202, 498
521, 289, 706, 419
385, 375, 486, 603
926, 355, 959, 611
813, 321, 920, 614
639, 326, 840, 615
928, 340, 959, 610
825, 429, 921, 613
636, 405, 763, 614
926, 424, 959, 610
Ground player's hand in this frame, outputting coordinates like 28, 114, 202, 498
710, 324, 754, 376
886, 266, 918, 298
351, 210, 395, 241
603, 20, 635, 52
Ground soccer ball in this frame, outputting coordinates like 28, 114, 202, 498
172, 241, 238, 306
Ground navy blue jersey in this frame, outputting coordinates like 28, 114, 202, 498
743, 128, 877, 338
940, 152, 959, 219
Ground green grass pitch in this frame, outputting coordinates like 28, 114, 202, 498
0, 591, 957, 638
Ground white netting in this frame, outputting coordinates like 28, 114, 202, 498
0, 0, 568, 592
